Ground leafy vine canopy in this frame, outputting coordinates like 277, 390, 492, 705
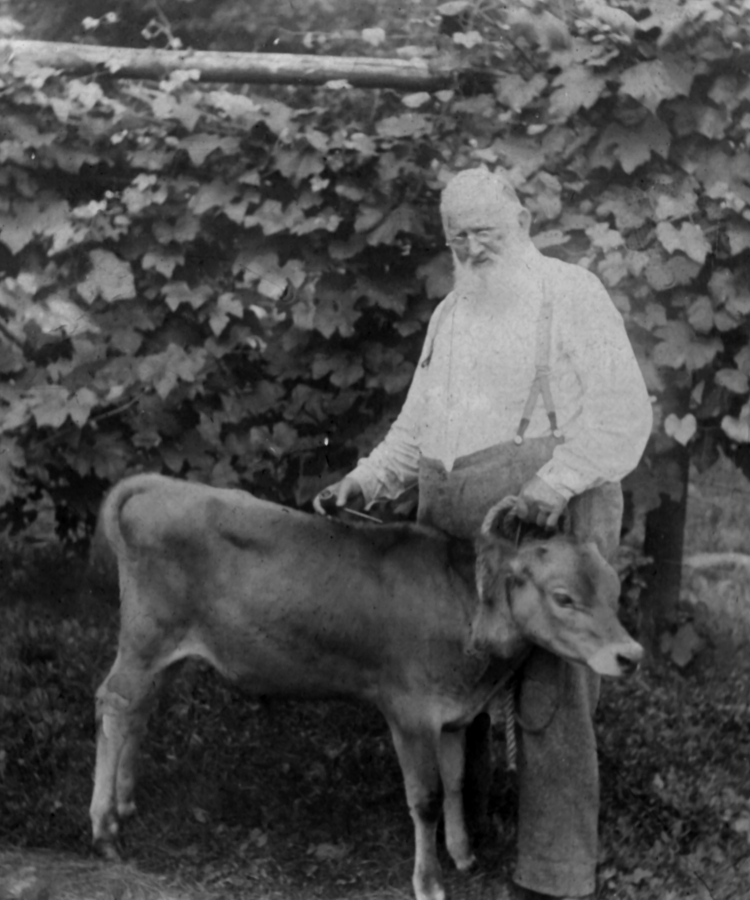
0, 0, 748, 538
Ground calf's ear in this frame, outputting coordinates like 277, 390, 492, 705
473, 550, 525, 658
481, 496, 518, 539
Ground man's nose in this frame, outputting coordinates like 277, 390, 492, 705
466, 234, 483, 256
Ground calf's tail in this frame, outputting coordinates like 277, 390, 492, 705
83, 474, 165, 610
99, 474, 164, 558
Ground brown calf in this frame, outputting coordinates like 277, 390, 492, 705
90, 475, 642, 900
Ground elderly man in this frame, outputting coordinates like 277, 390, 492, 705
315, 168, 652, 899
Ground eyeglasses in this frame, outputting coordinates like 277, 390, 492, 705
447, 228, 504, 250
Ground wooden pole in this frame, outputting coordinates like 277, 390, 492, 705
639, 445, 690, 663
0, 39, 454, 91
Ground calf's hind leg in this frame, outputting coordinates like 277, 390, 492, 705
114, 673, 162, 820
89, 650, 162, 857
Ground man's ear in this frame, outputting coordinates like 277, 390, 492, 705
518, 207, 531, 234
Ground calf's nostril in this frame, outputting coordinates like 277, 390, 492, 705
616, 654, 640, 675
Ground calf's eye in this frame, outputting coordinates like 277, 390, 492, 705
552, 591, 575, 609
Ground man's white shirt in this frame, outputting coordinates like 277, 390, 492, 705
351, 254, 653, 504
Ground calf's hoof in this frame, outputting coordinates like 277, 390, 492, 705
413, 875, 446, 900
93, 837, 123, 863
117, 800, 138, 819
453, 851, 477, 872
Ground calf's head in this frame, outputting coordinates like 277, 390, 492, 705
470, 500, 643, 677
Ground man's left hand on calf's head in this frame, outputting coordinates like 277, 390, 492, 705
515, 476, 567, 530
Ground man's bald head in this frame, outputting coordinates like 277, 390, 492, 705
440, 168, 524, 229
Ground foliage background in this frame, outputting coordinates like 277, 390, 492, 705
1, 0, 750, 550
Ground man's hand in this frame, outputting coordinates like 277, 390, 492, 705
515, 475, 567, 530
313, 476, 364, 515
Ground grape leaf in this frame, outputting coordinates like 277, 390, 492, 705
592, 117, 671, 174
532, 230, 570, 250
0, 198, 71, 254
709, 269, 750, 315
312, 353, 364, 389
206, 90, 263, 127
142, 247, 184, 279
525, 172, 562, 221
235, 251, 306, 301
722, 403, 750, 444
376, 114, 431, 139
367, 205, 423, 245
77, 250, 136, 304
152, 213, 201, 245
315, 293, 361, 339
65, 387, 98, 426
664, 412, 696, 445
357, 276, 410, 314
596, 187, 651, 230
362, 26, 386, 47
645, 253, 702, 291
402, 92, 431, 109
189, 179, 239, 216
138, 345, 207, 399
496, 73, 547, 112
179, 135, 241, 166
364, 344, 414, 394
716, 368, 749, 394
162, 282, 212, 312
550, 65, 607, 121
245, 199, 306, 236
727, 223, 750, 257
151, 94, 201, 132
736, 347, 750, 377
687, 296, 714, 333
653, 322, 721, 370
656, 221, 710, 264
619, 56, 693, 114
654, 190, 698, 221
598, 251, 628, 287
30, 386, 72, 428
209, 293, 245, 336
416, 253, 454, 300
0, 435, 24, 504
586, 223, 624, 251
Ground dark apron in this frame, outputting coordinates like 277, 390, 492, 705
416, 438, 623, 559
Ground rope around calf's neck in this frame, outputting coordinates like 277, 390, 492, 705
502, 655, 564, 772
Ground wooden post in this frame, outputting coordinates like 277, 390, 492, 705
0, 39, 454, 91
639, 445, 691, 661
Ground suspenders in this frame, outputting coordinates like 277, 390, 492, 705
514, 281, 562, 445
421, 281, 562, 445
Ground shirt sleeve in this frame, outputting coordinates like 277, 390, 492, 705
536, 269, 653, 500
348, 296, 451, 505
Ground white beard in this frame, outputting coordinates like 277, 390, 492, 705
452, 252, 536, 310
453, 256, 498, 303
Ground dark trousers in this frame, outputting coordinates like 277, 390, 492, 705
417, 441, 623, 897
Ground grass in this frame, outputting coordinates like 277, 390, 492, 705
1, 464, 750, 900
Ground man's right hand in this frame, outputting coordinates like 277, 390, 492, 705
313, 476, 364, 515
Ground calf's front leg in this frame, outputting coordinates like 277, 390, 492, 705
438, 727, 475, 872
388, 721, 446, 900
